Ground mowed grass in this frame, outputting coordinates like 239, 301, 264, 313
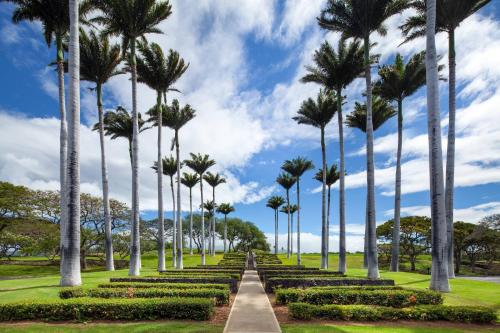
281, 324, 500, 333
278, 253, 500, 313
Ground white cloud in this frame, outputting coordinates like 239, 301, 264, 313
266, 230, 365, 253
276, 0, 326, 45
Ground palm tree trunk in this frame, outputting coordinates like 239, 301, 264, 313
391, 98, 403, 272
363, 208, 368, 269
224, 214, 227, 253
296, 179, 301, 266
327, 185, 331, 261
189, 188, 193, 255
426, 0, 450, 292
175, 132, 183, 269
61, 0, 81, 286
445, 29, 456, 279
56, 35, 68, 276
364, 35, 379, 279
212, 187, 216, 256
155, 91, 165, 272
275, 209, 278, 255
320, 127, 328, 269
337, 91, 347, 274
97, 84, 114, 271
291, 212, 294, 255
286, 190, 291, 258
200, 178, 206, 265
128, 38, 141, 277
170, 175, 176, 268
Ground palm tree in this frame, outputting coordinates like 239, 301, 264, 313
184, 153, 215, 265
276, 173, 296, 258
346, 96, 396, 277
266, 196, 286, 255
96, 107, 148, 165
137, 40, 188, 271
88, 0, 172, 277
202, 200, 216, 254
280, 204, 298, 255
152, 156, 179, 268
319, 0, 408, 279
79, 29, 123, 272
216, 203, 235, 253
3, 0, 70, 278
373, 52, 437, 272
203, 172, 226, 256
181, 172, 200, 255
282, 157, 314, 265
301, 39, 365, 272
401, 0, 490, 281
293, 90, 336, 269
314, 164, 340, 270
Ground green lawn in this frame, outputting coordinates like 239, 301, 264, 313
281, 324, 500, 333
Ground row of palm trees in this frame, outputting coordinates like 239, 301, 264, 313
265, 0, 489, 292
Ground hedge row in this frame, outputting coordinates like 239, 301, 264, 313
156, 272, 241, 280
111, 277, 238, 293
98, 282, 229, 290
288, 303, 496, 323
259, 270, 345, 283
0, 297, 214, 321
196, 265, 245, 269
308, 286, 404, 291
59, 287, 229, 305
256, 265, 308, 270
160, 269, 243, 277
276, 288, 442, 307
265, 277, 395, 293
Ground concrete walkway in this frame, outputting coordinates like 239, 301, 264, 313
224, 270, 281, 333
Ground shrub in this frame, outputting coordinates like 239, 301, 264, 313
276, 288, 442, 307
265, 277, 395, 293
59, 288, 85, 299
98, 282, 229, 290
156, 272, 241, 280
111, 277, 239, 293
287, 303, 496, 323
0, 297, 214, 321
260, 270, 345, 283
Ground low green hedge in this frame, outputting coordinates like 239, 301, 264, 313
98, 282, 229, 290
276, 288, 442, 307
288, 303, 496, 323
160, 269, 243, 277
0, 297, 214, 322
307, 286, 403, 291
260, 270, 345, 283
111, 277, 238, 293
265, 277, 395, 293
156, 272, 241, 280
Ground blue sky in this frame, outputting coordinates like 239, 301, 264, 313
1, 1, 499, 252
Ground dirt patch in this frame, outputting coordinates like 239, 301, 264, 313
210, 294, 235, 325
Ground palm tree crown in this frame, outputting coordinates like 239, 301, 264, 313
293, 90, 337, 130
203, 171, 226, 188
152, 156, 180, 178
217, 203, 235, 216
181, 172, 200, 189
162, 99, 196, 132
282, 157, 315, 178
202, 200, 216, 213
184, 153, 215, 175
301, 39, 365, 92
267, 196, 285, 210
346, 97, 396, 132
276, 173, 296, 191
314, 164, 340, 187
280, 204, 298, 215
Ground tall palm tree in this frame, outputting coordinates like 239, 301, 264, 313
282, 157, 314, 266
276, 173, 296, 258
202, 200, 216, 254
401, 0, 490, 280
137, 41, 188, 271
216, 203, 235, 253
293, 90, 336, 269
314, 164, 340, 269
165, 100, 195, 268
301, 39, 365, 272
266, 196, 286, 255
280, 204, 298, 254
203, 172, 226, 256
79, 29, 123, 272
346, 96, 396, 276
152, 156, 179, 267
373, 52, 437, 272
3, 0, 70, 277
184, 153, 215, 265
88, 0, 172, 277
181, 172, 200, 255
319, 0, 408, 279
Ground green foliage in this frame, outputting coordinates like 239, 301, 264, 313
288, 303, 496, 323
98, 282, 229, 290
276, 288, 442, 307
110, 277, 239, 293
0, 297, 214, 321
265, 277, 395, 293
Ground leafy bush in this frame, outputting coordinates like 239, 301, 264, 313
0, 297, 214, 321
265, 277, 395, 293
111, 277, 239, 293
260, 270, 345, 283
288, 303, 496, 323
59, 288, 85, 299
156, 272, 241, 280
256, 265, 308, 270
276, 288, 442, 307
98, 282, 229, 290
160, 269, 243, 278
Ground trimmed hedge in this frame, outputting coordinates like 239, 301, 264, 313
260, 270, 345, 283
98, 282, 229, 290
160, 269, 243, 277
265, 277, 395, 293
256, 265, 308, 271
307, 286, 404, 291
288, 303, 496, 323
0, 297, 214, 321
276, 288, 442, 307
156, 272, 241, 280
111, 277, 239, 293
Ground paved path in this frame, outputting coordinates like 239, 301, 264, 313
458, 276, 500, 283
224, 270, 281, 333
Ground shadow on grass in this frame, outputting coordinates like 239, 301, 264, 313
0, 284, 59, 292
